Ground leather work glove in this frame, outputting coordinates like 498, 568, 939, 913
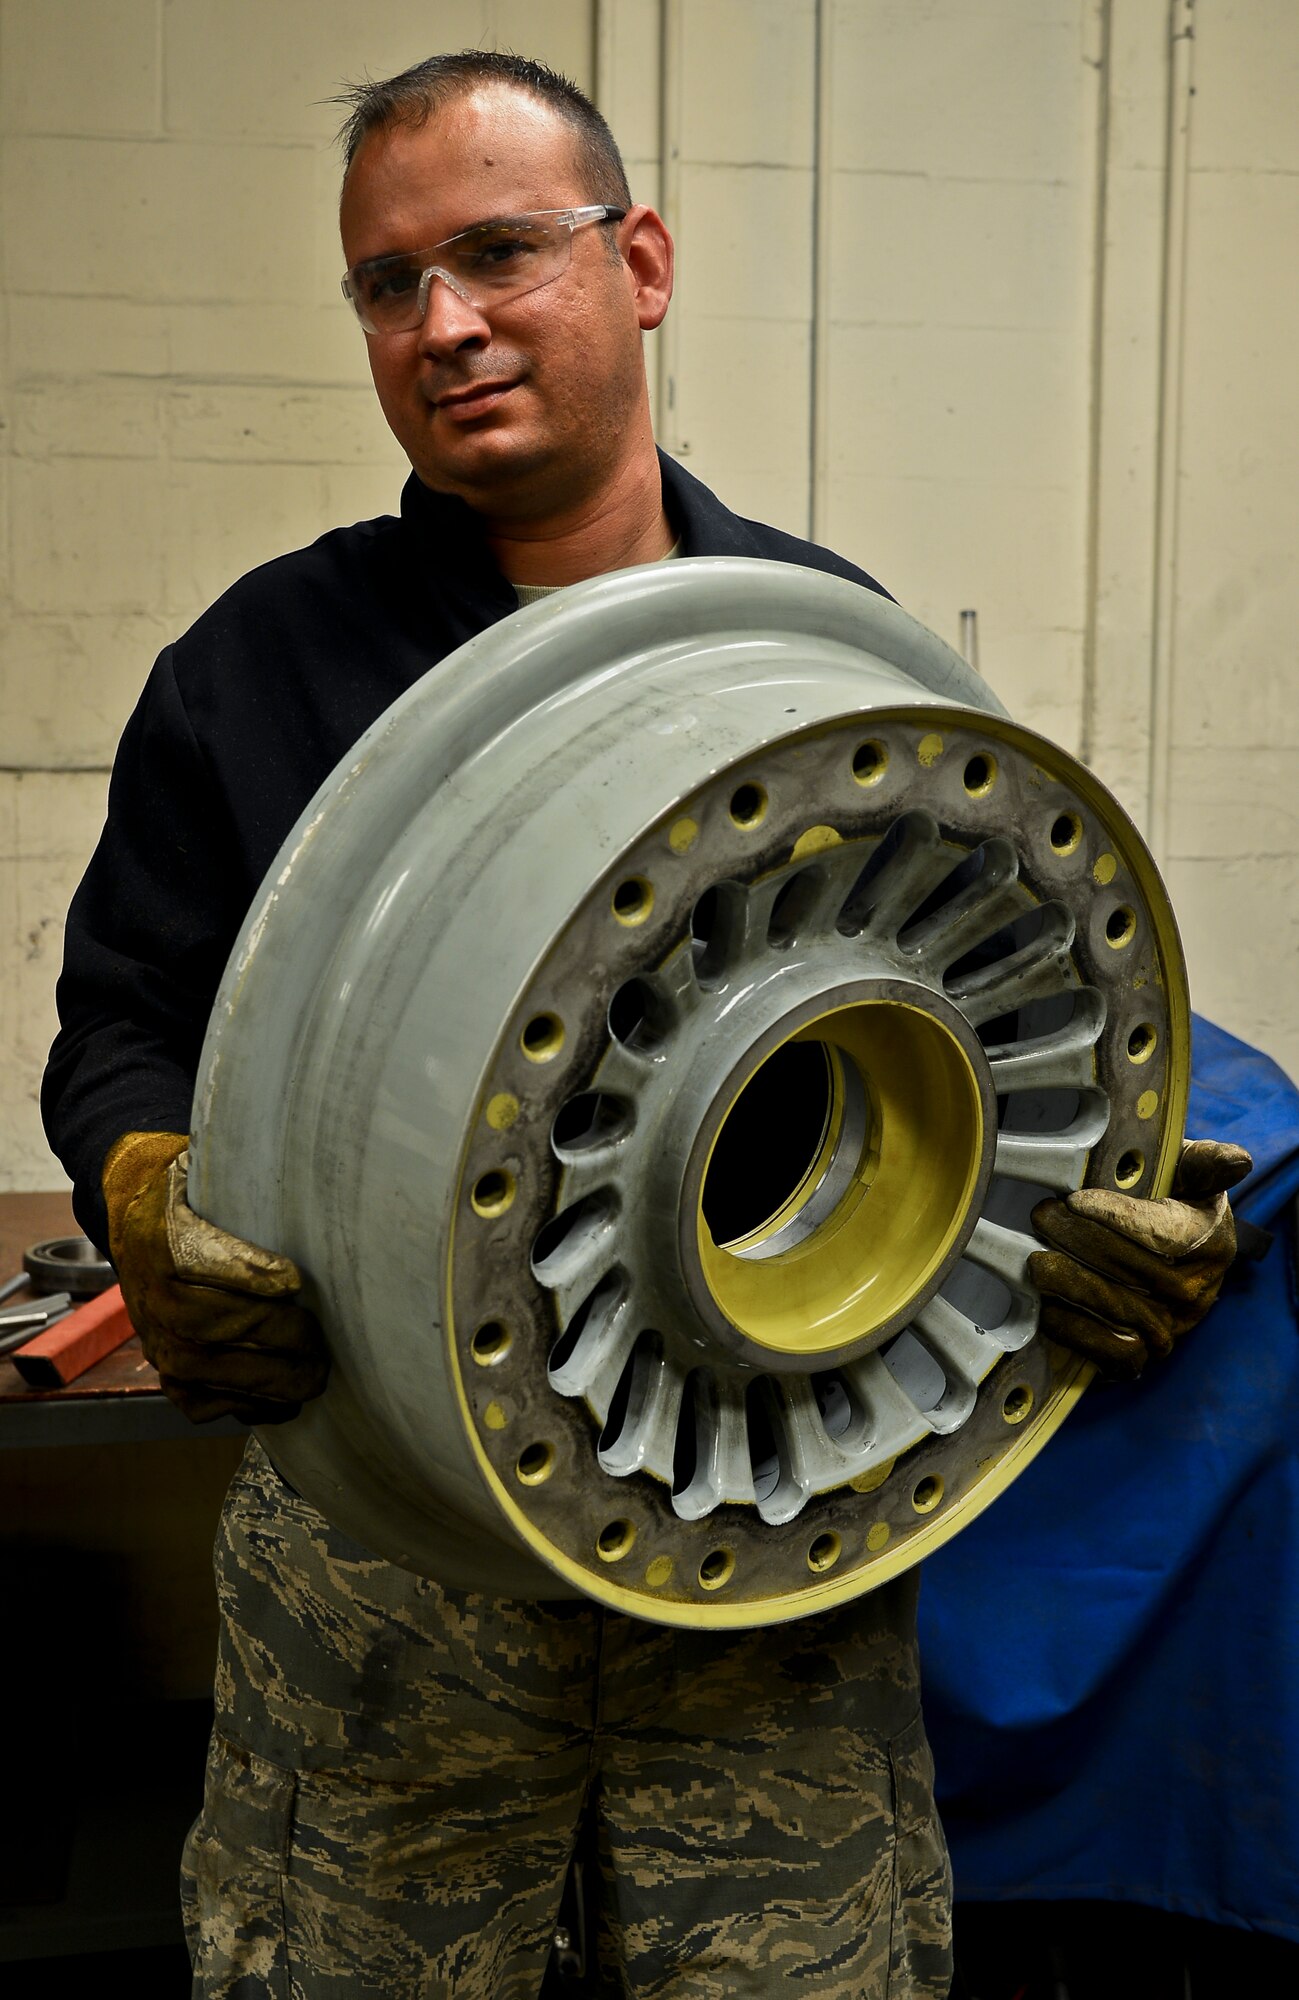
103, 1130, 329, 1424
1029, 1139, 1253, 1382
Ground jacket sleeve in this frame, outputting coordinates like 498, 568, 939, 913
41, 647, 250, 1252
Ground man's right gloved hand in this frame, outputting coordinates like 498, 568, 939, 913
102, 1130, 329, 1425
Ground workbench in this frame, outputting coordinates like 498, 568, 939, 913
0, 1190, 243, 1446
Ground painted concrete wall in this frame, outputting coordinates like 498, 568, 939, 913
2, 0, 1296, 1190
0, 0, 592, 1187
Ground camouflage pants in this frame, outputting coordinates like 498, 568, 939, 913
182, 1436, 951, 1998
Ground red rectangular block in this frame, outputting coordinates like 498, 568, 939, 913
10, 1284, 133, 1389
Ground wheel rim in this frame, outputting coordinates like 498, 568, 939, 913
190, 560, 1189, 1625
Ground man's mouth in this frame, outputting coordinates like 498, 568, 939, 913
432, 379, 521, 421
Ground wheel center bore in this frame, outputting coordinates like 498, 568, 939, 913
691, 989, 996, 1366
701, 1039, 837, 1248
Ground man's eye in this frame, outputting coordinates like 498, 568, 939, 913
366, 267, 421, 304
463, 231, 543, 273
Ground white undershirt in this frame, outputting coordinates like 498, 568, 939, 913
512, 540, 681, 607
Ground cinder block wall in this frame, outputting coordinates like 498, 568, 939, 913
2, 0, 1296, 1191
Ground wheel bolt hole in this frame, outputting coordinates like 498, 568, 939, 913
1105, 906, 1136, 949
516, 1441, 555, 1486
1115, 1149, 1144, 1189
521, 1012, 564, 1062
852, 740, 888, 786
963, 753, 996, 797
912, 1474, 944, 1515
1002, 1384, 1033, 1425
612, 876, 654, 926
691, 883, 739, 988
698, 1546, 735, 1590
470, 1169, 514, 1219
1127, 1022, 1157, 1063
471, 1319, 511, 1365
596, 1519, 636, 1563
691, 884, 719, 948
551, 1091, 629, 1155
608, 977, 667, 1053
729, 782, 767, 830
807, 1531, 842, 1574
767, 867, 824, 949
1050, 811, 1082, 854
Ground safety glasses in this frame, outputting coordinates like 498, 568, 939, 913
342, 205, 627, 334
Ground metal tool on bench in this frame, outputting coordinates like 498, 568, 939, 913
2, 1239, 128, 1384
0, 1292, 74, 1360
1, 1234, 113, 1365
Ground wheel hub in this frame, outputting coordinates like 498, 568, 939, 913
686, 982, 994, 1369
447, 703, 1183, 1618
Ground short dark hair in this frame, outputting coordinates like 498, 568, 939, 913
334, 51, 632, 210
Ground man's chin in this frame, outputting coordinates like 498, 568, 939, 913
411, 434, 564, 518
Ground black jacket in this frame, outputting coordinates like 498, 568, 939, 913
42, 452, 887, 1248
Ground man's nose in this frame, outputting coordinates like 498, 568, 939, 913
415, 270, 491, 354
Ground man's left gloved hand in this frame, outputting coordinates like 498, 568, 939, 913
1029, 1138, 1253, 1381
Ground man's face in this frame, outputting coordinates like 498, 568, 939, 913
340, 87, 652, 518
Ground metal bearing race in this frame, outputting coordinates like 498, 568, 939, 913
190, 559, 1188, 1625
24, 1236, 115, 1298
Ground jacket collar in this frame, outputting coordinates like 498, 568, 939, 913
398, 474, 517, 613
657, 449, 768, 558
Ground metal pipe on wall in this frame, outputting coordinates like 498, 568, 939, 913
810, 0, 834, 545
1079, 0, 1114, 772
1147, 0, 1196, 867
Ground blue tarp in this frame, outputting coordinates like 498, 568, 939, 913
919, 1015, 1299, 1942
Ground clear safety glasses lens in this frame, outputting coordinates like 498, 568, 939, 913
342, 207, 624, 335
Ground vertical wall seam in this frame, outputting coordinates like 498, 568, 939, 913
594, 0, 613, 118
809, 0, 833, 545
656, 0, 684, 456
1147, 0, 1196, 864
1079, 0, 1113, 768
157, 0, 174, 547
154, 0, 165, 133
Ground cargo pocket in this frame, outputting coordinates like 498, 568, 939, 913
184, 1729, 298, 2000
886, 1711, 954, 2000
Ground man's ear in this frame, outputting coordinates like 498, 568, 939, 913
621, 206, 674, 331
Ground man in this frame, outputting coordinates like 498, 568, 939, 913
42, 51, 1247, 2000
